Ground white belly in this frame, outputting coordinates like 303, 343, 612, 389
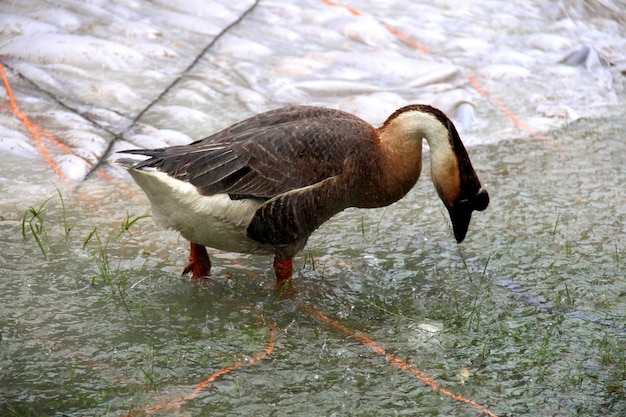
128, 168, 273, 255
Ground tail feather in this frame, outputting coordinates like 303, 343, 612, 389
114, 157, 141, 169
114, 149, 151, 169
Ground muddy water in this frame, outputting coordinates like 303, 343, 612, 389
1, 115, 624, 416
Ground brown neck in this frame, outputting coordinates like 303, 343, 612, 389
373, 118, 425, 207
348, 105, 472, 210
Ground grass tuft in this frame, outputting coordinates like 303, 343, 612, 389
19, 192, 155, 321
57, 187, 74, 240
81, 214, 151, 318
21, 196, 54, 260
459, 250, 492, 332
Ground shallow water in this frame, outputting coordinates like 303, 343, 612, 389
1, 1, 626, 416
1, 116, 625, 416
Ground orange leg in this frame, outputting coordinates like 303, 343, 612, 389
182, 242, 211, 279
273, 257, 294, 297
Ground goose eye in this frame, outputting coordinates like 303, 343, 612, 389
472, 188, 489, 211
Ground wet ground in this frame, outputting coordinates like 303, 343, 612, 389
1, 1, 625, 416
3, 111, 626, 417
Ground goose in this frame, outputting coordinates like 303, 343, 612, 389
116, 104, 489, 292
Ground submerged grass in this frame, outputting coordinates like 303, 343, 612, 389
20, 191, 152, 319
81, 212, 152, 318
458, 249, 492, 332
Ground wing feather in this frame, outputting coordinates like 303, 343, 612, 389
119, 105, 378, 199
247, 176, 347, 246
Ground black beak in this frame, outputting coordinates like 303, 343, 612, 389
446, 188, 489, 243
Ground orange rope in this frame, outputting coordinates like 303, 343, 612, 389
382, 22, 431, 54
0, 62, 66, 179
124, 322, 277, 416
319, 0, 557, 146
306, 306, 499, 417
39, 125, 75, 155
320, 0, 431, 53
0, 62, 141, 190
320, 0, 362, 16
466, 74, 555, 145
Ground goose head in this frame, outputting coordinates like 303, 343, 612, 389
380, 105, 489, 243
